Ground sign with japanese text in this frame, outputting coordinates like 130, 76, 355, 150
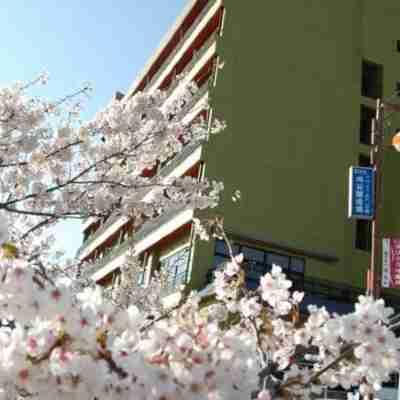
348, 166, 374, 219
382, 238, 400, 289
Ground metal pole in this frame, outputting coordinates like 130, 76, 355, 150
368, 99, 384, 299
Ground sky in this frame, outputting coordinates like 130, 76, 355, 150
0, 0, 187, 258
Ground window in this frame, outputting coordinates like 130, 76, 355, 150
362, 60, 383, 99
137, 270, 145, 286
359, 153, 371, 167
242, 246, 265, 263
212, 240, 305, 290
159, 247, 190, 291
397, 40, 400, 52
215, 239, 239, 256
136, 254, 147, 287
355, 219, 372, 251
359, 105, 374, 145
266, 253, 289, 270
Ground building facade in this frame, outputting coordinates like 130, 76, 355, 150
77, 0, 224, 292
193, 0, 400, 312
77, 0, 400, 313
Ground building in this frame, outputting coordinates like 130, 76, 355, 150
77, 0, 400, 313
77, 0, 224, 294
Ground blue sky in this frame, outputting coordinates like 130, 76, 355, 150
0, 0, 187, 258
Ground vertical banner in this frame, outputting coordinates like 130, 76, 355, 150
382, 238, 400, 289
348, 166, 375, 219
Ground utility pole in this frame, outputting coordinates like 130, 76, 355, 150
362, 96, 400, 400
367, 99, 384, 299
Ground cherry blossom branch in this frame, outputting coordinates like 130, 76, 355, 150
29, 334, 67, 365
249, 317, 268, 367
1, 206, 90, 219
139, 290, 188, 333
20, 217, 55, 240
2, 133, 155, 208
97, 350, 128, 379
305, 344, 355, 385
49, 85, 92, 110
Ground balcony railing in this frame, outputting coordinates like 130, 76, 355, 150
81, 235, 133, 279
77, 140, 202, 258
78, 39, 214, 260
165, 32, 217, 99
77, 215, 122, 257
82, 205, 190, 279
177, 78, 210, 120
144, 0, 218, 92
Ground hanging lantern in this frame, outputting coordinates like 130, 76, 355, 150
392, 131, 400, 152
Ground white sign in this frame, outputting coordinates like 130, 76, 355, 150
382, 239, 400, 288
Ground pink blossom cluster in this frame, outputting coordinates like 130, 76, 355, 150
213, 255, 400, 399
0, 247, 397, 399
0, 75, 398, 400
0, 76, 224, 245
0, 255, 259, 399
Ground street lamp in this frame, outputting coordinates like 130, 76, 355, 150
363, 98, 400, 400
392, 130, 400, 152
367, 98, 400, 299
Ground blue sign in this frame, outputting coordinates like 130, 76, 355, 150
348, 166, 375, 219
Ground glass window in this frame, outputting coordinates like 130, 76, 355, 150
246, 279, 259, 290
176, 259, 187, 274
246, 267, 266, 281
213, 255, 228, 269
290, 275, 304, 291
362, 60, 383, 99
175, 273, 186, 287
360, 105, 374, 145
215, 240, 239, 256
160, 247, 190, 290
137, 270, 145, 286
215, 240, 229, 256
359, 153, 371, 167
355, 219, 371, 252
242, 246, 265, 263
290, 257, 305, 273
266, 253, 289, 270
211, 240, 305, 291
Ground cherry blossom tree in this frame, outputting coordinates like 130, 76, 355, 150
0, 76, 399, 399
0, 221, 398, 399
0, 74, 224, 249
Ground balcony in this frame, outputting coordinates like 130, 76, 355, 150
164, 32, 217, 99
144, 0, 220, 93
77, 214, 123, 257
80, 233, 133, 280
77, 140, 202, 260
83, 205, 194, 281
78, 31, 214, 261
177, 78, 210, 120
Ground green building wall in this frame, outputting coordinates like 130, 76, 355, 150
190, 0, 400, 292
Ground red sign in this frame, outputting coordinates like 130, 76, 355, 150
382, 238, 400, 288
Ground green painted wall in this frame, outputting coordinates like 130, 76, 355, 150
190, 0, 400, 291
